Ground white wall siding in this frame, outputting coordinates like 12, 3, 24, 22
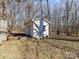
33, 20, 39, 38
43, 21, 49, 37
0, 20, 8, 44
0, 20, 8, 32
33, 19, 49, 38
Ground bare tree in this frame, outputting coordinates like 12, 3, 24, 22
64, 0, 73, 36
74, 1, 78, 36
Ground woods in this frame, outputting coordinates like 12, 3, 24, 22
1, 0, 79, 59
0, 0, 79, 37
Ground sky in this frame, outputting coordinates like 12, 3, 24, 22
49, 0, 60, 5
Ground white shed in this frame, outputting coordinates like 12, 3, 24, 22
24, 18, 49, 38
0, 17, 8, 44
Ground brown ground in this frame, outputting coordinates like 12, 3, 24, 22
0, 36, 79, 59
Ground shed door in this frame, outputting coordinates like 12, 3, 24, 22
27, 25, 32, 37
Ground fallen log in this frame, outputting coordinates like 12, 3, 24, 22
47, 35, 79, 41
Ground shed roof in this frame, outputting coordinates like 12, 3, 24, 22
24, 19, 33, 25
24, 18, 53, 25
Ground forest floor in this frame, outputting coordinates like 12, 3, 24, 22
0, 36, 79, 59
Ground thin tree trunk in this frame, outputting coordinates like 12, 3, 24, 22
47, 0, 51, 37
39, 0, 44, 37
75, 3, 78, 37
